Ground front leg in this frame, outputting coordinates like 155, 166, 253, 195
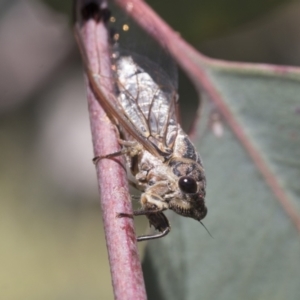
117, 203, 165, 219
117, 196, 171, 242
139, 211, 171, 242
93, 139, 142, 164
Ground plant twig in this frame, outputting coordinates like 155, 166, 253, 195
74, 1, 147, 299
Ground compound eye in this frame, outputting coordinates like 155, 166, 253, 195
178, 176, 198, 194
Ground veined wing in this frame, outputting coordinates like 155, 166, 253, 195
75, 25, 179, 159
114, 52, 179, 157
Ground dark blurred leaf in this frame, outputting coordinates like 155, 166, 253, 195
40, 0, 292, 42
39, 0, 72, 17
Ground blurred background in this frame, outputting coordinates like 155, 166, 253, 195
0, 0, 299, 299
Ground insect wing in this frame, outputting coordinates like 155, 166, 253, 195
75, 26, 179, 159
114, 52, 179, 157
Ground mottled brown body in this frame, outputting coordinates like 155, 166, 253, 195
114, 54, 207, 241
124, 127, 207, 240
75, 25, 207, 241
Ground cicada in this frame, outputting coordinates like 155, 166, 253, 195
75, 10, 207, 242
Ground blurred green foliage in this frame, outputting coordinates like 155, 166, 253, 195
42, 0, 291, 42
143, 56, 300, 300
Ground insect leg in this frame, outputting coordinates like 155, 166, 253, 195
139, 211, 171, 241
117, 208, 171, 242
93, 148, 127, 164
117, 206, 163, 218
117, 139, 138, 147
93, 139, 142, 164
137, 226, 170, 242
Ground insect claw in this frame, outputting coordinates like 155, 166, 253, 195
137, 226, 170, 242
92, 156, 101, 164
92, 150, 125, 164
117, 212, 134, 219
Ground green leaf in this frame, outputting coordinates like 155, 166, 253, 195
149, 0, 292, 42
143, 48, 300, 300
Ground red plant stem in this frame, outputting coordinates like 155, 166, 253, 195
113, 0, 300, 232
75, 1, 147, 299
